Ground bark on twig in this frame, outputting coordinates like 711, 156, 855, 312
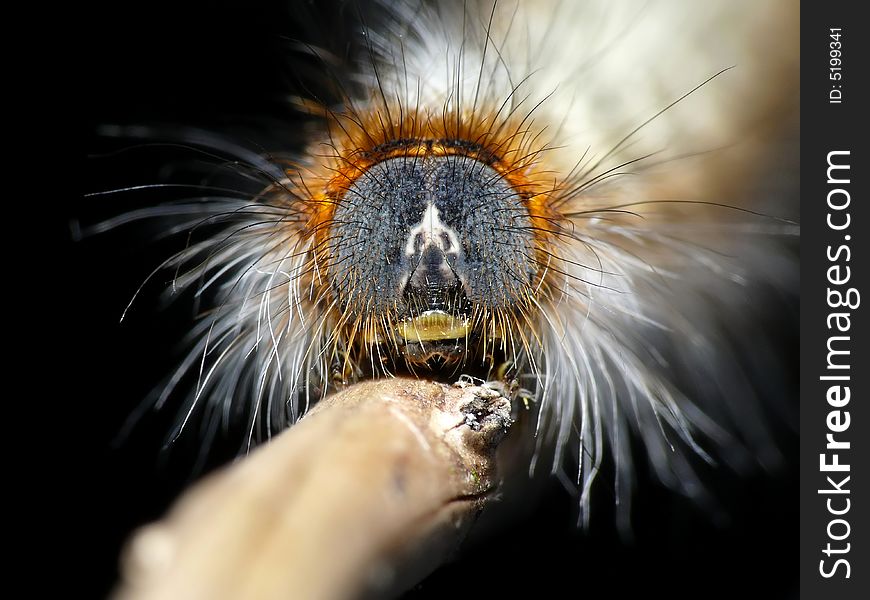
116, 377, 514, 600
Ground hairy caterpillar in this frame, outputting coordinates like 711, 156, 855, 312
82, 0, 798, 596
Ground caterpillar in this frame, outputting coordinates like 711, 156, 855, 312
83, 0, 798, 596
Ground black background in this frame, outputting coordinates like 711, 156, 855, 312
76, 1, 800, 597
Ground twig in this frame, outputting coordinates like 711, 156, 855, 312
116, 377, 514, 600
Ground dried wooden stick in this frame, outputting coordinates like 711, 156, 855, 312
115, 377, 514, 600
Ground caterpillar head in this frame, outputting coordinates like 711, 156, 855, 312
325, 151, 539, 372
293, 108, 561, 383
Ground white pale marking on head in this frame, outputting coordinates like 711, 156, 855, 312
404, 202, 462, 258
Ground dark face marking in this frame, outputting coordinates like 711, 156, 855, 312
328, 154, 537, 363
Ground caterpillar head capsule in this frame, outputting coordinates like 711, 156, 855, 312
326, 150, 537, 372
